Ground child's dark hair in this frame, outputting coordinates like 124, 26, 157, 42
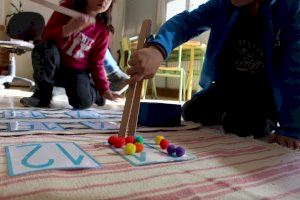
72, 0, 115, 33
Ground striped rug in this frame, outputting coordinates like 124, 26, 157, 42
1, 127, 300, 200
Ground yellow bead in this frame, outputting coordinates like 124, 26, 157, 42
154, 135, 165, 145
124, 143, 136, 155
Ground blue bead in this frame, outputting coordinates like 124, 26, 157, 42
167, 144, 176, 155
175, 146, 185, 157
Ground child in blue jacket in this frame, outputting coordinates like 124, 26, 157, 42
128, 0, 300, 149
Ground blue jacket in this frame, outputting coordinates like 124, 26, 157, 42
148, 0, 300, 139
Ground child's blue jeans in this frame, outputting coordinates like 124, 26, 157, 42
31, 41, 98, 109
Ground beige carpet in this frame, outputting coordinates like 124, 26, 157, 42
0, 88, 300, 199
1, 128, 300, 200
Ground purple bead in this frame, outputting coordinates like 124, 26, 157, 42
167, 144, 176, 155
175, 146, 185, 157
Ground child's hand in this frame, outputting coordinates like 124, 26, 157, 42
103, 90, 122, 101
62, 15, 95, 37
127, 46, 164, 84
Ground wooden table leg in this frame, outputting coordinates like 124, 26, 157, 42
186, 47, 195, 100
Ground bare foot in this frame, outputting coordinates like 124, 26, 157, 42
269, 134, 300, 150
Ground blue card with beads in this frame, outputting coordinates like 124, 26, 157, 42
108, 139, 196, 166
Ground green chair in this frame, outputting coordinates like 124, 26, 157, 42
143, 45, 186, 103
119, 37, 131, 72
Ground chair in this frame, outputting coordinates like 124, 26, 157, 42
0, 12, 45, 89
119, 37, 131, 72
0, 39, 35, 89
148, 45, 186, 102
122, 37, 186, 102
119, 37, 156, 99
183, 42, 206, 100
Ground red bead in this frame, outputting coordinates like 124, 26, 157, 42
160, 139, 169, 149
108, 135, 118, 145
125, 136, 135, 144
114, 137, 125, 148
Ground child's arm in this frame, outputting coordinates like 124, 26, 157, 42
127, 0, 222, 83
41, 1, 72, 45
41, 1, 93, 46
147, 0, 221, 58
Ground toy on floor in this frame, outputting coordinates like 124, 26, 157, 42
154, 135, 164, 145
107, 134, 186, 157
107, 135, 145, 155
157, 135, 186, 157
160, 139, 169, 149
124, 143, 136, 155
125, 136, 135, 144
167, 144, 176, 154
135, 135, 144, 144
107, 134, 195, 166
175, 146, 185, 157
135, 143, 144, 153
108, 135, 125, 148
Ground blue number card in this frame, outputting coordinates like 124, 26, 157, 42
5, 142, 101, 176
109, 140, 196, 166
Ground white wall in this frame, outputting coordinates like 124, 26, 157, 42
110, 0, 126, 58
0, 0, 10, 24
124, 0, 159, 37
0, 0, 6, 25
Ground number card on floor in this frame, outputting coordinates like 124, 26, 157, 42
110, 141, 196, 166
5, 142, 101, 176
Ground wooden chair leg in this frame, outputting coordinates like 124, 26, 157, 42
182, 70, 186, 102
150, 78, 157, 99
142, 79, 148, 99
179, 70, 183, 103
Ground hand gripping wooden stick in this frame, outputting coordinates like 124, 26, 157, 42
28, 0, 95, 22
118, 19, 152, 138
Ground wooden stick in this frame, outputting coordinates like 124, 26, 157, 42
28, 0, 95, 22
118, 19, 152, 137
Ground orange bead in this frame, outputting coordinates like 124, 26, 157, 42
135, 142, 144, 153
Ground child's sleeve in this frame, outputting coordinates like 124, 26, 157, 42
88, 29, 110, 95
41, 1, 71, 46
148, 0, 221, 59
275, 1, 300, 139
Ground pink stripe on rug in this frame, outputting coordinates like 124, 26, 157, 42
107, 159, 300, 200
0, 153, 292, 199
3, 163, 299, 200
261, 187, 300, 200
135, 168, 300, 200
202, 169, 300, 199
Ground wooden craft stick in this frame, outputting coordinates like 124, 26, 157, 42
118, 19, 152, 137
28, 0, 95, 22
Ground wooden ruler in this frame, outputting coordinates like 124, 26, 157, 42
118, 19, 152, 137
